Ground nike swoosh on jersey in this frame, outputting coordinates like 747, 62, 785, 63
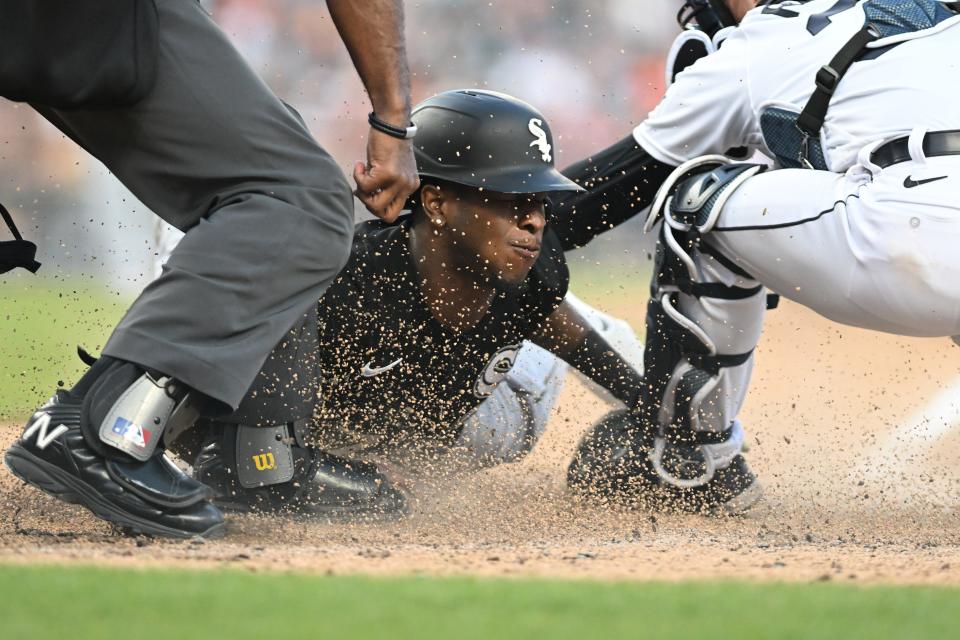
903, 175, 948, 189
361, 357, 403, 378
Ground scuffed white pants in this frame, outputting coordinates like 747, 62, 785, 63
677, 135, 960, 444
455, 293, 645, 468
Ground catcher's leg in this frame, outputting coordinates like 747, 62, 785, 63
709, 152, 960, 337
570, 158, 768, 514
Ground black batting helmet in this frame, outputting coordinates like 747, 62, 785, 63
410, 89, 583, 194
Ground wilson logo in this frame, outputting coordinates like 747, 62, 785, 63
251, 452, 276, 471
22, 412, 69, 450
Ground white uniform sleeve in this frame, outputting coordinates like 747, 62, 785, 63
634, 30, 757, 165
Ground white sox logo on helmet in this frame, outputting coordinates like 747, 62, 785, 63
528, 118, 552, 163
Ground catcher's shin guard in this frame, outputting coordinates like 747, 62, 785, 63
193, 421, 409, 521
4, 354, 224, 538
572, 157, 767, 514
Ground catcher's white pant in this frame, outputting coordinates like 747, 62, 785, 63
679, 136, 960, 439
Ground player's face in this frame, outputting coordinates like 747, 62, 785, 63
445, 187, 548, 287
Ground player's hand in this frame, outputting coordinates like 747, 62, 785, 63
354, 128, 420, 223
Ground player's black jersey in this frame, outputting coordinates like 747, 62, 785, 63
313, 215, 568, 449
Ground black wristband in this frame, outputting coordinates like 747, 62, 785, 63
368, 112, 417, 140
567, 329, 643, 408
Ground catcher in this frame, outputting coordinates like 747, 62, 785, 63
556, 0, 960, 514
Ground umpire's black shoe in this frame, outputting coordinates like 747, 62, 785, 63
568, 409, 762, 516
4, 390, 226, 538
193, 426, 409, 521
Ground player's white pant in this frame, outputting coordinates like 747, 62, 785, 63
456, 292, 644, 469
671, 136, 960, 450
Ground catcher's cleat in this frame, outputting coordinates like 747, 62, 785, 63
5, 390, 226, 539
567, 409, 762, 516
193, 424, 409, 521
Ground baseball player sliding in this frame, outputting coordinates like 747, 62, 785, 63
560, 0, 960, 514
154, 90, 645, 519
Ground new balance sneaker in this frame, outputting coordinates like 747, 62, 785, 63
5, 390, 226, 538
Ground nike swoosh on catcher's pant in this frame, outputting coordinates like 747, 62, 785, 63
361, 358, 403, 378
903, 175, 948, 189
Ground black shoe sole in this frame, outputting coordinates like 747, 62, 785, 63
4, 443, 226, 540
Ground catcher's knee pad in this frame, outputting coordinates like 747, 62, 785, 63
644, 156, 763, 236
75, 355, 200, 461
640, 157, 767, 488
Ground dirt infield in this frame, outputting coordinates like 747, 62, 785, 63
1, 300, 958, 585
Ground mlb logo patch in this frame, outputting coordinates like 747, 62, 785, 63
112, 417, 152, 449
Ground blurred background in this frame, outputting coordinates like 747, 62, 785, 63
0, 0, 677, 293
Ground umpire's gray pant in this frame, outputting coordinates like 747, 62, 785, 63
34, 0, 354, 409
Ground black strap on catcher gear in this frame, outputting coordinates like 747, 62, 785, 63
664, 422, 735, 446
0, 202, 40, 274
696, 242, 780, 309
686, 350, 753, 376
698, 240, 754, 279
77, 346, 99, 367
682, 280, 763, 301
795, 25, 879, 168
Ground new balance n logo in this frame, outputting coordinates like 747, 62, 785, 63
251, 452, 276, 471
22, 412, 69, 450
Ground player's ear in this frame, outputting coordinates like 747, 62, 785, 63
420, 183, 449, 232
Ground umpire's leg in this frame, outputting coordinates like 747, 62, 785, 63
34, 0, 353, 410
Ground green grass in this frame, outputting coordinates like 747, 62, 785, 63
567, 257, 651, 309
0, 278, 131, 422
0, 565, 957, 640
